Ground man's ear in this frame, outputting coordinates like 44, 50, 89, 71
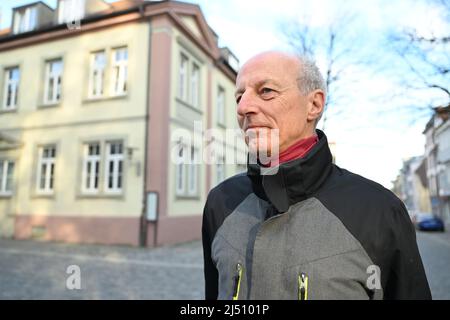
307, 90, 325, 122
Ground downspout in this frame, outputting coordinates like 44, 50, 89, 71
139, 3, 150, 247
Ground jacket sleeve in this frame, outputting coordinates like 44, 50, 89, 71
383, 201, 432, 300
202, 195, 219, 300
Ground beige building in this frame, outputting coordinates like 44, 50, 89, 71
0, 0, 245, 246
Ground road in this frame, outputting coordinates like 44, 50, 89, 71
416, 230, 450, 300
0, 230, 448, 299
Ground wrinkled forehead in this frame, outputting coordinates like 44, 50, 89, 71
236, 53, 300, 89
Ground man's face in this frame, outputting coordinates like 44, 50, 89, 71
235, 52, 312, 159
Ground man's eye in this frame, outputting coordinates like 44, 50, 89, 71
261, 88, 273, 94
236, 96, 241, 104
260, 88, 275, 98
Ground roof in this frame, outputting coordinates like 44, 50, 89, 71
0, 0, 237, 81
12, 1, 54, 12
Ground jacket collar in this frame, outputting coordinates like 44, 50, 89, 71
247, 129, 333, 212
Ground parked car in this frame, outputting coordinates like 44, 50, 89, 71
412, 212, 445, 232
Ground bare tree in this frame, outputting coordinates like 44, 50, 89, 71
389, 0, 450, 108
281, 11, 371, 131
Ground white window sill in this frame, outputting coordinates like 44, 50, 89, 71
176, 97, 203, 114
0, 107, 18, 114
175, 194, 200, 200
38, 102, 61, 109
76, 192, 124, 199
33, 191, 55, 198
82, 94, 128, 104
0, 193, 13, 198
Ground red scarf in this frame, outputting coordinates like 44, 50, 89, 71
276, 134, 319, 165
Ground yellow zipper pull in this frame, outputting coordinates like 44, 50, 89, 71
232, 263, 243, 300
298, 272, 309, 300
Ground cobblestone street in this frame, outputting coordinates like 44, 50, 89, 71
0, 230, 449, 299
0, 238, 204, 299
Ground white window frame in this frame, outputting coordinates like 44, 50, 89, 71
0, 160, 15, 196
175, 142, 199, 197
58, 0, 85, 24
104, 141, 124, 194
190, 63, 200, 108
81, 142, 101, 194
110, 47, 128, 96
217, 86, 225, 126
43, 59, 63, 105
179, 53, 188, 101
13, 7, 37, 34
36, 146, 56, 195
2, 66, 20, 110
88, 51, 106, 98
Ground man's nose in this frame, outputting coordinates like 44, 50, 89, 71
237, 91, 259, 117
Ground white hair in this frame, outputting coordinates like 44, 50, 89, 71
296, 55, 327, 97
295, 56, 327, 124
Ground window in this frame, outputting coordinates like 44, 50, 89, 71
88, 51, 106, 98
178, 54, 188, 101
111, 47, 128, 96
58, 0, 85, 24
175, 143, 199, 197
44, 59, 63, 105
36, 146, 56, 194
105, 141, 124, 193
13, 7, 37, 34
190, 63, 200, 107
175, 143, 185, 196
2, 67, 20, 110
82, 143, 100, 193
217, 86, 225, 125
0, 160, 14, 195
187, 146, 198, 196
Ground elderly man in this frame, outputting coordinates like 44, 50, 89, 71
202, 51, 431, 300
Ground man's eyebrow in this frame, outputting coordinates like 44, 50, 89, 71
235, 88, 244, 97
256, 79, 281, 88
235, 79, 281, 96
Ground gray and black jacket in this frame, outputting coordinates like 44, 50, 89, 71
202, 129, 431, 300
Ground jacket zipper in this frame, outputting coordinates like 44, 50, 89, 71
232, 263, 243, 300
298, 272, 309, 300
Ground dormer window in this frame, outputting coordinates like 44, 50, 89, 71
13, 6, 38, 34
58, 0, 85, 24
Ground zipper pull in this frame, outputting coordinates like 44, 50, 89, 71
298, 272, 309, 300
232, 263, 243, 300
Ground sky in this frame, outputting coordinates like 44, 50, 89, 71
1, 0, 448, 189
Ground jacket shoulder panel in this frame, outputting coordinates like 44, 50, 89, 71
315, 166, 431, 299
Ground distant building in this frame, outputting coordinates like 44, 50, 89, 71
394, 156, 431, 215
0, 0, 246, 246
422, 105, 450, 226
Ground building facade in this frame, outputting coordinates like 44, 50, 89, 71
392, 156, 431, 216
0, 0, 245, 246
421, 105, 450, 226
434, 106, 450, 227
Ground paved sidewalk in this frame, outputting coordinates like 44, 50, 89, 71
0, 238, 204, 300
